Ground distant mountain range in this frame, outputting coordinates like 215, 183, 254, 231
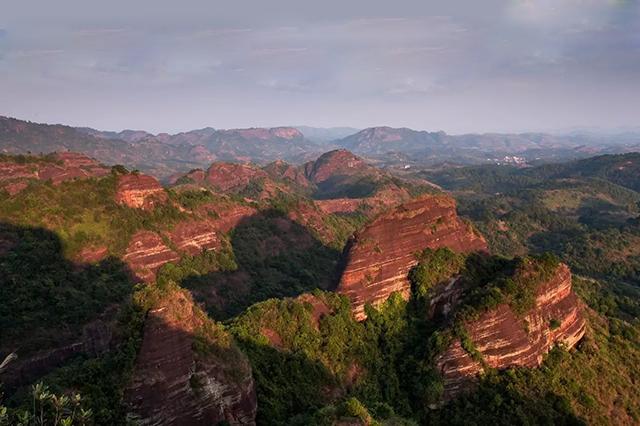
1, 115, 639, 178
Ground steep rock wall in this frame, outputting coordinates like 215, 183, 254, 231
115, 173, 168, 210
337, 195, 488, 320
125, 288, 257, 425
436, 263, 586, 399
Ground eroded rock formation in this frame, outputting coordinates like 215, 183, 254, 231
123, 231, 180, 282
303, 149, 370, 184
0, 152, 109, 195
168, 220, 221, 256
115, 173, 168, 210
205, 163, 268, 192
337, 195, 488, 319
436, 263, 586, 399
125, 288, 257, 425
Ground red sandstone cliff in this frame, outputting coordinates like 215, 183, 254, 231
125, 288, 257, 425
115, 173, 168, 210
168, 220, 221, 256
436, 263, 586, 399
337, 195, 488, 320
123, 231, 180, 282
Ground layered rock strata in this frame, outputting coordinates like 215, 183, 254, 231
436, 263, 586, 399
125, 288, 257, 425
337, 195, 488, 320
123, 231, 180, 282
115, 173, 167, 210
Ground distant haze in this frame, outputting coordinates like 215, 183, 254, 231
1, 0, 639, 133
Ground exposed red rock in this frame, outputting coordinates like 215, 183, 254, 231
316, 198, 362, 214
168, 220, 221, 256
168, 168, 207, 185
220, 127, 303, 141
205, 204, 259, 233
286, 201, 338, 243
74, 245, 109, 264
436, 263, 586, 399
115, 173, 168, 210
205, 163, 268, 192
0, 152, 109, 195
337, 195, 488, 320
0, 162, 38, 181
125, 288, 257, 425
304, 149, 370, 184
123, 231, 180, 282
263, 159, 312, 188
296, 293, 333, 329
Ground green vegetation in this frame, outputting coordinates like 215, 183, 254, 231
0, 173, 186, 257
181, 212, 343, 319
417, 154, 640, 424
409, 248, 465, 298
1, 382, 93, 426
0, 152, 62, 165
0, 223, 135, 354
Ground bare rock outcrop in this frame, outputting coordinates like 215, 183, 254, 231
337, 195, 488, 320
125, 288, 257, 425
0, 152, 109, 195
436, 263, 586, 399
303, 149, 370, 184
123, 231, 180, 282
168, 220, 221, 256
115, 173, 168, 210
205, 163, 268, 192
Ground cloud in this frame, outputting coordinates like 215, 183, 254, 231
252, 47, 308, 56
1, 0, 639, 132
13, 49, 65, 58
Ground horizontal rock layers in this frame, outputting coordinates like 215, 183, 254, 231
168, 220, 221, 256
115, 173, 168, 210
123, 231, 180, 282
125, 288, 257, 425
436, 263, 586, 399
0, 152, 109, 195
337, 195, 488, 320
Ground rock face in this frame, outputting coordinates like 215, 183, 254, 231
303, 149, 370, 184
169, 220, 221, 256
337, 195, 488, 320
436, 263, 586, 400
123, 231, 180, 282
205, 163, 268, 192
263, 159, 312, 188
2, 318, 113, 392
115, 174, 168, 210
0, 152, 109, 195
125, 288, 257, 426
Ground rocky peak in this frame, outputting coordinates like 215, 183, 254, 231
263, 159, 312, 188
205, 162, 268, 192
303, 149, 369, 184
115, 173, 168, 210
436, 263, 586, 400
125, 287, 257, 425
337, 195, 488, 320
358, 126, 406, 143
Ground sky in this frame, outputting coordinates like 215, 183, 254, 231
0, 0, 639, 134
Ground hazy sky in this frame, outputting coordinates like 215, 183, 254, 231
1, 0, 639, 133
